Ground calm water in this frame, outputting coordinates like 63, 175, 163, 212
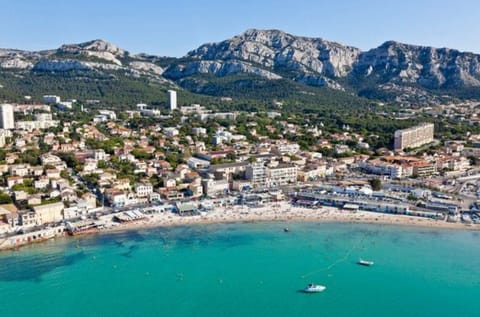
1, 222, 479, 317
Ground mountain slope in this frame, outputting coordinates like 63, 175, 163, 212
1, 30, 480, 107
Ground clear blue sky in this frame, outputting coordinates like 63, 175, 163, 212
2, 0, 479, 56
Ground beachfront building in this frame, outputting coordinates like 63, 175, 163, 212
202, 178, 229, 197
245, 163, 267, 188
32, 202, 64, 225
209, 162, 248, 182
394, 123, 434, 150
246, 162, 297, 188
135, 183, 153, 198
266, 163, 297, 187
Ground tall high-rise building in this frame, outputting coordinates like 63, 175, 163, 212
167, 90, 177, 110
0, 104, 15, 130
394, 123, 434, 150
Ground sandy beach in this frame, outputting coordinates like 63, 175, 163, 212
99, 202, 480, 233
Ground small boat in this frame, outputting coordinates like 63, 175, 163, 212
357, 259, 374, 266
302, 283, 326, 293
284, 227, 289, 232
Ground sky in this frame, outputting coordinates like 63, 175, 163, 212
2, 0, 480, 56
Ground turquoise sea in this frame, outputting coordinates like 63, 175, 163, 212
1, 222, 480, 317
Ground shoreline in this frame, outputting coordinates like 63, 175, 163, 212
99, 202, 479, 234
1, 203, 478, 251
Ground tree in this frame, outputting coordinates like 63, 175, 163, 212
97, 160, 108, 169
58, 152, 80, 169
368, 178, 382, 191
0, 192, 12, 204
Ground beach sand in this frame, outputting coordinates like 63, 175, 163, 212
99, 202, 479, 233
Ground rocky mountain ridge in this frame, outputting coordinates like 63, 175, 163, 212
2, 30, 480, 105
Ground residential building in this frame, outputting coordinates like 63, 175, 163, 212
187, 157, 211, 169
34, 113, 53, 121
394, 123, 434, 150
33, 202, 64, 224
135, 183, 153, 198
43, 95, 61, 104
167, 90, 177, 110
0, 104, 15, 130
245, 163, 267, 188
411, 161, 437, 176
202, 178, 229, 197
163, 127, 179, 137
267, 164, 297, 187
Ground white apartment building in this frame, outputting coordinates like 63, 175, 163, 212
163, 127, 179, 137
0, 104, 15, 130
246, 163, 297, 188
394, 123, 434, 150
43, 95, 61, 104
245, 163, 268, 188
15, 120, 59, 131
168, 90, 177, 110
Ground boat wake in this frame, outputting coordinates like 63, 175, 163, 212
301, 234, 370, 278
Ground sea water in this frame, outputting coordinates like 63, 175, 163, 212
0, 222, 479, 317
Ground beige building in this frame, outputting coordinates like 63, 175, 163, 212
246, 163, 297, 188
33, 202, 64, 224
266, 164, 297, 187
394, 123, 434, 150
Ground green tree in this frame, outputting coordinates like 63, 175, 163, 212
368, 178, 382, 191
0, 192, 12, 204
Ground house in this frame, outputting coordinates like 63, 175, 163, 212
61, 189, 77, 202
187, 157, 211, 169
83, 159, 98, 173
105, 189, 127, 208
27, 194, 42, 206
46, 169, 61, 179
20, 210, 41, 227
34, 177, 50, 189
7, 176, 24, 188
81, 192, 97, 209
163, 178, 176, 188
0, 204, 19, 228
9, 164, 30, 177
112, 179, 131, 191
163, 127, 179, 137
135, 183, 153, 198
188, 183, 203, 197
14, 190, 28, 201
30, 166, 44, 177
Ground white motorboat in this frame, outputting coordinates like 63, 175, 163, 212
302, 283, 326, 293
358, 259, 374, 266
